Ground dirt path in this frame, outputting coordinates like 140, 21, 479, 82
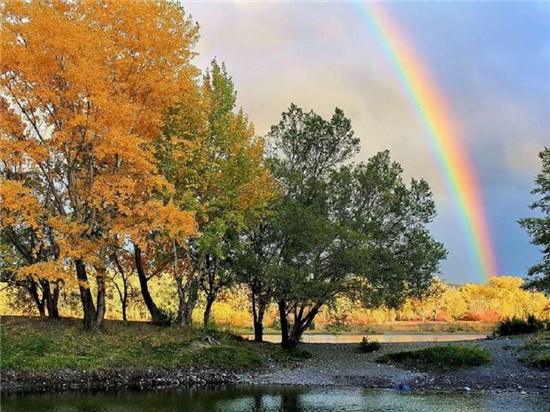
238, 337, 550, 394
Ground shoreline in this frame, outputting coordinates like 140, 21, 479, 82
3, 337, 549, 396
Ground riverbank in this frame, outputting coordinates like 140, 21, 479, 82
239, 337, 550, 394
0, 316, 296, 394
2, 316, 548, 395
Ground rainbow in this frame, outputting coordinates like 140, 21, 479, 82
355, 3, 498, 281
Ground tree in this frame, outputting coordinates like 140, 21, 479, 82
519, 147, 550, 294
157, 60, 273, 327
234, 221, 279, 342
262, 104, 446, 348
0, 0, 199, 329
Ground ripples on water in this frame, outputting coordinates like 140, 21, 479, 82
3, 386, 549, 412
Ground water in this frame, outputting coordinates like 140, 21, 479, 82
3, 386, 549, 412
241, 333, 487, 344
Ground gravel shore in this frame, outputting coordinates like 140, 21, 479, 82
238, 337, 550, 394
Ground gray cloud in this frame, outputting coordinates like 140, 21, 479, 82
183, 1, 549, 283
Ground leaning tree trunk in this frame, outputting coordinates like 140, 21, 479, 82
203, 294, 215, 327
75, 259, 96, 330
289, 303, 322, 346
26, 279, 46, 318
134, 246, 168, 325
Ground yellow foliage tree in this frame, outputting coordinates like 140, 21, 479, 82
0, 0, 199, 329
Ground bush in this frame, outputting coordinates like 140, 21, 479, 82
494, 315, 546, 336
377, 344, 491, 368
358, 336, 381, 353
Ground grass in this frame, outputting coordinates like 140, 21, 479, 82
0, 316, 286, 372
517, 331, 550, 369
377, 344, 492, 369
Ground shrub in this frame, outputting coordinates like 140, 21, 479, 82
358, 336, 381, 353
494, 315, 546, 336
377, 344, 491, 368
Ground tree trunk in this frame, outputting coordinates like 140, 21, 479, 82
94, 272, 106, 329
252, 297, 266, 343
288, 304, 322, 346
203, 295, 215, 327
26, 280, 45, 318
41, 279, 60, 319
134, 245, 168, 325
121, 283, 128, 322
51, 282, 60, 318
278, 300, 293, 349
176, 276, 198, 327
75, 259, 96, 329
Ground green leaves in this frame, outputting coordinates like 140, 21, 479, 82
519, 148, 550, 294
248, 104, 447, 346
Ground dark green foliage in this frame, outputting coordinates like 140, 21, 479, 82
358, 336, 381, 353
518, 147, 550, 294
494, 315, 546, 336
377, 345, 492, 368
251, 104, 447, 348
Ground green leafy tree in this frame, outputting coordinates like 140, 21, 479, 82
158, 60, 273, 327
263, 104, 446, 348
519, 147, 550, 294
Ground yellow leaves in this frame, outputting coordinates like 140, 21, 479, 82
16, 260, 71, 284
115, 200, 197, 247
0, 179, 42, 229
1, 0, 200, 240
46, 216, 104, 264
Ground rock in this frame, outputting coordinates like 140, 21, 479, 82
520, 391, 527, 395
463, 387, 471, 392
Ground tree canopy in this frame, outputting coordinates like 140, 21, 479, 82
238, 104, 447, 347
519, 147, 550, 294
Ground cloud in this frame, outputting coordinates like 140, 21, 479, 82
182, 1, 549, 283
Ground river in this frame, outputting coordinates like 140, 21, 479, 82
3, 386, 549, 411
241, 333, 487, 343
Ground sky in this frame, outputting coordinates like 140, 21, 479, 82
183, 1, 550, 284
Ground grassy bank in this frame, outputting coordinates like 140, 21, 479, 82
377, 344, 492, 369
0, 316, 285, 373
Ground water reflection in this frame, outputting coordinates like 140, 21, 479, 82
3, 386, 549, 412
